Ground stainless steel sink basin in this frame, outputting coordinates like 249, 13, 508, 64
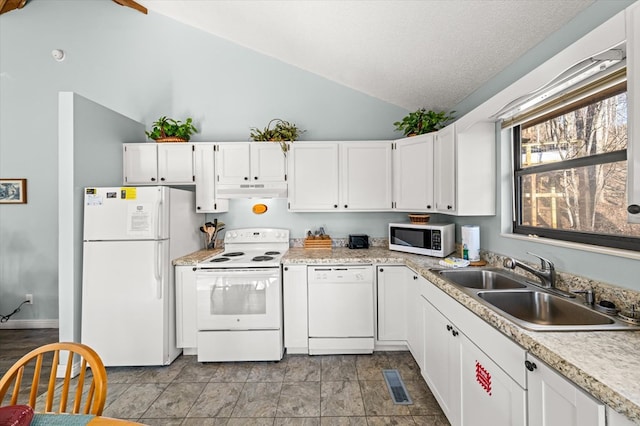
436, 268, 527, 290
431, 267, 640, 331
477, 291, 616, 330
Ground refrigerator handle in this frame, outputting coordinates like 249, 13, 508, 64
155, 241, 163, 299
156, 190, 164, 240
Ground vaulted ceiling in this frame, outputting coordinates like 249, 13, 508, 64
135, 0, 596, 112
2, 0, 597, 112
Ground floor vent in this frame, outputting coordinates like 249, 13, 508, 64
382, 369, 412, 405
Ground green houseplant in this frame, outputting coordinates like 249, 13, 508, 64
393, 109, 455, 137
250, 118, 305, 154
145, 116, 198, 142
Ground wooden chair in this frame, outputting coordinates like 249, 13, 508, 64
0, 342, 108, 415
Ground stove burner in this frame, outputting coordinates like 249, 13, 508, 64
209, 257, 230, 263
252, 255, 274, 262
223, 252, 245, 257
264, 251, 281, 256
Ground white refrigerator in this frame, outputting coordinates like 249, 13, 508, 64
81, 186, 200, 366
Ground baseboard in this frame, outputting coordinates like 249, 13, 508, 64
0, 319, 59, 329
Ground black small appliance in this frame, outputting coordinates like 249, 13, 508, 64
348, 234, 369, 249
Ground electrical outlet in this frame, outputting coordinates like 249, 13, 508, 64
25, 294, 33, 305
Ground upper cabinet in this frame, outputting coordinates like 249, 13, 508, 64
216, 142, 287, 198
393, 134, 435, 212
123, 143, 194, 185
193, 143, 229, 213
627, 2, 640, 224
288, 141, 392, 211
434, 122, 496, 216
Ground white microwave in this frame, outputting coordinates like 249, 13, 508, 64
388, 222, 455, 258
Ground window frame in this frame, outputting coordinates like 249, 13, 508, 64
511, 87, 640, 252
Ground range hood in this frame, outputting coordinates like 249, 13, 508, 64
216, 182, 288, 199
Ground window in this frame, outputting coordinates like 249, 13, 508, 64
512, 76, 640, 251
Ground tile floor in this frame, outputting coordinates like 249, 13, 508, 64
0, 329, 449, 425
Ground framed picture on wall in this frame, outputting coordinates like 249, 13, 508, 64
0, 179, 27, 204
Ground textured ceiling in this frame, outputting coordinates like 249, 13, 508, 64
137, 0, 595, 112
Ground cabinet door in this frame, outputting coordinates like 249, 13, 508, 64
393, 135, 434, 211
341, 142, 393, 210
422, 297, 461, 426
376, 266, 408, 342
216, 143, 251, 185
406, 273, 425, 369
251, 143, 287, 182
527, 354, 605, 426
194, 144, 229, 213
434, 124, 456, 213
157, 143, 194, 184
628, 2, 640, 224
460, 335, 526, 426
288, 142, 340, 211
283, 265, 308, 353
175, 266, 197, 349
123, 143, 158, 184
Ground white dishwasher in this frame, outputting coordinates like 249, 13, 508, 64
307, 265, 374, 355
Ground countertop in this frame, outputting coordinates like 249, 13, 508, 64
174, 246, 640, 423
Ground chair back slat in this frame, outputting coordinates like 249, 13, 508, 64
0, 342, 108, 416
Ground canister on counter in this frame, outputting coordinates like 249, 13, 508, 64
461, 225, 480, 261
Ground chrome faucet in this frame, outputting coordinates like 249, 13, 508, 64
503, 252, 557, 289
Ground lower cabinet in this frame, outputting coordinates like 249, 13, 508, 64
175, 265, 197, 352
282, 265, 308, 354
526, 353, 605, 426
376, 265, 408, 342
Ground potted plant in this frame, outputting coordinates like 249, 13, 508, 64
250, 118, 305, 154
145, 116, 198, 142
393, 108, 455, 137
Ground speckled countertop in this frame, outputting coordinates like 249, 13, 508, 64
174, 246, 640, 423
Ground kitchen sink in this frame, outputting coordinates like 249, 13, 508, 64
431, 267, 640, 331
477, 290, 618, 330
436, 269, 527, 290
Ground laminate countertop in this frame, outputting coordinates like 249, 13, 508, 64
174, 246, 640, 423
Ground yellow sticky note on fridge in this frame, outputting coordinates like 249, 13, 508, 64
121, 187, 137, 199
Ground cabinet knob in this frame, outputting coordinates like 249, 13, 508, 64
447, 205, 453, 210
344, 205, 348, 208
525, 360, 537, 372
427, 205, 432, 209
284, 267, 288, 271
151, 177, 156, 182
160, 177, 166, 182
254, 176, 258, 180
379, 268, 384, 272
446, 325, 452, 331
413, 276, 418, 280
334, 205, 338, 208
197, 206, 201, 210
452, 330, 459, 337
628, 204, 640, 214
244, 177, 249, 181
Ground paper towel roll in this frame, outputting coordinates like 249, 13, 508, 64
461, 225, 480, 261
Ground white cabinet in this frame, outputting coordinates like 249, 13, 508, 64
376, 265, 408, 342
341, 142, 393, 210
627, 2, 640, 224
393, 134, 435, 211
175, 265, 197, 353
283, 264, 308, 354
193, 143, 229, 213
406, 273, 426, 370
433, 122, 496, 216
288, 142, 340, 210
460, 334, 526, 425
527, 354, 605, 426
288, 141, 392, 211
420, 276, 526, 426
216, 142, 286, 185
422, 297, 461, 426
123, 143, 195, 185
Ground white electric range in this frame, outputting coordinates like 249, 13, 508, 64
194, 228, 289, 362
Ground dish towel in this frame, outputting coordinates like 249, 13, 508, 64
438, 257, 470, 268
